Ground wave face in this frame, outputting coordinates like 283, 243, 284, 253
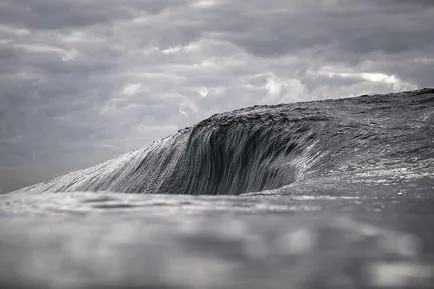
17, 88, 434, 195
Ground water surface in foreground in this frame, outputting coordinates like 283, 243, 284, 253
1, 174, 433, 289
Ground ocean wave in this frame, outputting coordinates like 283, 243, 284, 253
15, 88, 434, 195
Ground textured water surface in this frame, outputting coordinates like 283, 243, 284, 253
1, 89, 433, 288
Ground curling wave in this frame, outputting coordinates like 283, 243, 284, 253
17, 88, 434, 195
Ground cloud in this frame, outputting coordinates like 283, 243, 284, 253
0, 0, 433, 191
264, 73, 307, 104
202, 0, 434, 58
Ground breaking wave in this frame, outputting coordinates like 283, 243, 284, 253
17, 88, 434, 195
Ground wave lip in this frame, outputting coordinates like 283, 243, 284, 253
15, 88, 434, 195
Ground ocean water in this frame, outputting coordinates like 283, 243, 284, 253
1, 89, 433, 288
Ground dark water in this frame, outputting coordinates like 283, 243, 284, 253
1, 89, 434, 288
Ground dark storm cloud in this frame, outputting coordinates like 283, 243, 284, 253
0, 0, 189, 30
197, 0, 434, 57
0, 0, 432, 192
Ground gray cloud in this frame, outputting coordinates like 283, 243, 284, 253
0, 0, 433, 192
0, 0, 190, 30
201, 0, 434, 57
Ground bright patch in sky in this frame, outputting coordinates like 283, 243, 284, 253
122, 84, 142, 96
191, 0, 222, 9
318, 68, 417, 91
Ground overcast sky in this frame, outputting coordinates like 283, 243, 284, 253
1, 0, 433, 192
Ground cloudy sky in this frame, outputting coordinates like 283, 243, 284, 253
1, 0, 433, 192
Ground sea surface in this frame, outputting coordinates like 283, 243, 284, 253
1, 89, 433, 288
